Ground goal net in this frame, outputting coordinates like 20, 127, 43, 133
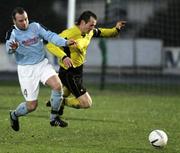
76, 0, 180, 87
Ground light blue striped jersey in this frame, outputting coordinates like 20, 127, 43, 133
5, 21, 67, 65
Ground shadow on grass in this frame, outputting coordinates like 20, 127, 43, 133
64, 116, 121, 124
29, 113, 121, 124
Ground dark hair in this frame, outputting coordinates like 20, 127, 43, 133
77, 10, 97, 25
12, 7, 26, 20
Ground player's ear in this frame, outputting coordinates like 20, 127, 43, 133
81, 20, 86, 25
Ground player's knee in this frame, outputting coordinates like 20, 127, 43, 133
27, 101, 38, 112
88, 98, 92, 107
86, 98, 92, 108
52, 83, 62, 91
80, 98, 92, 108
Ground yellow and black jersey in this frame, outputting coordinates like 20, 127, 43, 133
46, 25, 119, 69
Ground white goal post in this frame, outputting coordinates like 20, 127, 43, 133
67, 0, 76, 28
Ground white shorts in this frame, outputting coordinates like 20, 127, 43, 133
17, 58, 57, 101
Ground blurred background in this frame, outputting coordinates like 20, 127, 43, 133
0, 0, 180, 89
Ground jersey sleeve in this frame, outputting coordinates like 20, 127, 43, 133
46, 29, 73, 59
37, 23, 67, 47
46, 40, 67, 59
93, 27, 119, 37
5, 27, 16, 54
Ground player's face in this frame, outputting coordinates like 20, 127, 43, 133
83, 17, 97, 33
13, 11, 29, 30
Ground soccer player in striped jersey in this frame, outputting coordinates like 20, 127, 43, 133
46, 10, 126, 115
6, 7, 76, 131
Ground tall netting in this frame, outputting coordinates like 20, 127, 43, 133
0, 0, 180, 91
76, 0, 180, 89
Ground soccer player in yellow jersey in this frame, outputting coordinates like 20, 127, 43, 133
46, 10, 126, 115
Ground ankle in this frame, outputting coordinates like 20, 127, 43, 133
11, 111, 18, 120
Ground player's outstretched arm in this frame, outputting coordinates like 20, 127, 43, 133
94, 20, 126, 37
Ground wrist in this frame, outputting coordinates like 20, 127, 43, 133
116, 27, 120, 32
62, 55, 68, 61
8, 49, 16, 54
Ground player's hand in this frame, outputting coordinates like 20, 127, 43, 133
116, 21, 126, 30
63, 56, 73, 68
66, 39, 77, 47
10, 40, 19, 50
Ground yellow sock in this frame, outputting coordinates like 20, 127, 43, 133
64, 97, 80, 109
63, 86, 71, 97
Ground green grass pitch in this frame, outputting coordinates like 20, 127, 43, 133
0, 81, 180, 153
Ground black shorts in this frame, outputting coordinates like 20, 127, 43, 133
58, 65, 86, 98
